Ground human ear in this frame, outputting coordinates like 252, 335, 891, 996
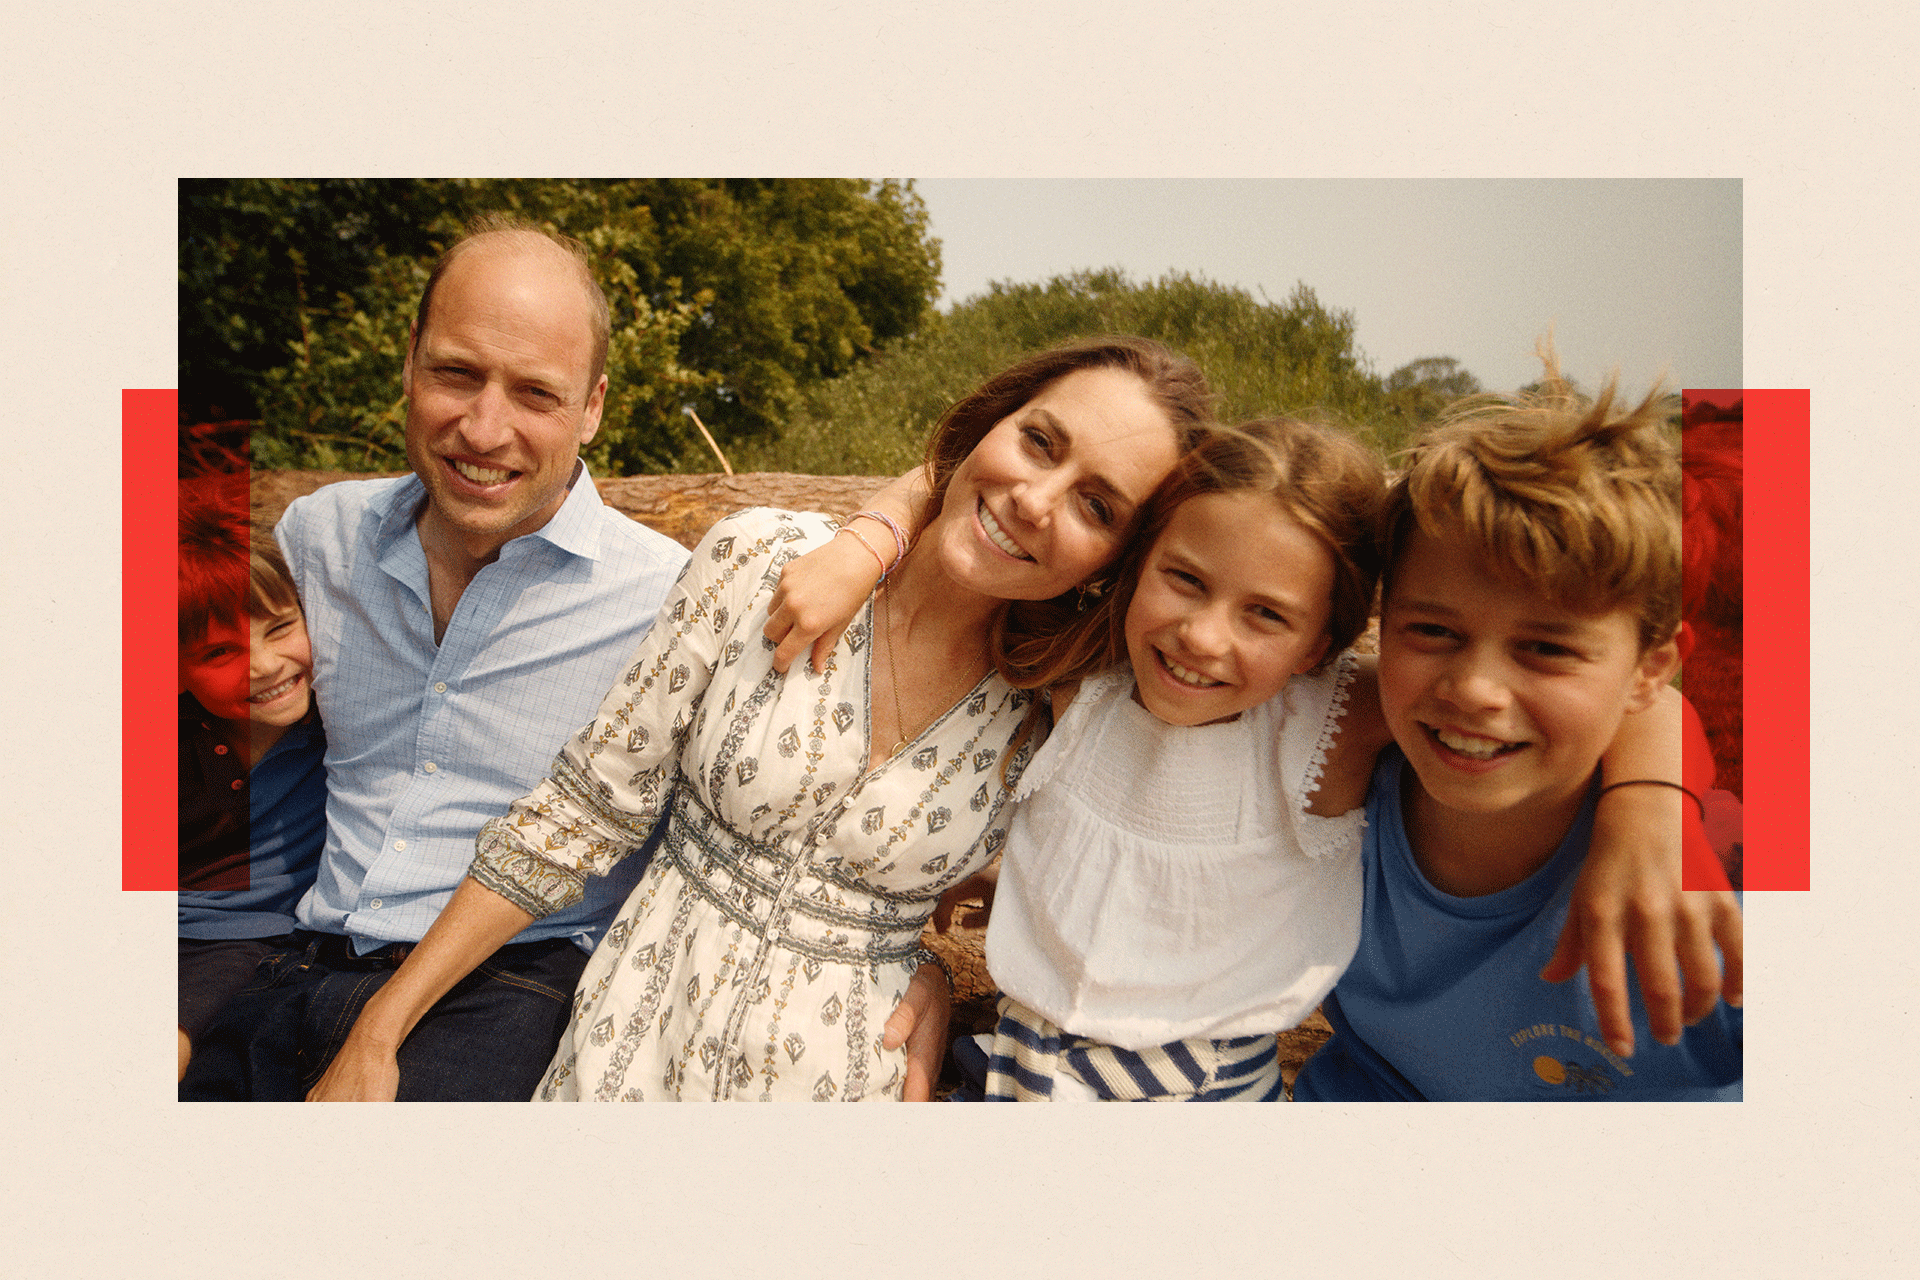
1293, 631, 1333, 676
401, 320, 418, 392
1625, 635, 1683, 713
579, 373, 608, 446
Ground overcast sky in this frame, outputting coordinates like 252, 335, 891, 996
912, 179, 1740, 396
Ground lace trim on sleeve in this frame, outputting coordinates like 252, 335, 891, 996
1294, 806, 1367, 863
1289, 650, 1365, 860
1300, 651, 1357, 799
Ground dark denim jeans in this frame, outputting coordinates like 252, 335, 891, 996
178, 934, 299, 1042
178, 930, 588, 1102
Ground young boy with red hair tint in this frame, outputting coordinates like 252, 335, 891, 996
176, 475, 327, 1079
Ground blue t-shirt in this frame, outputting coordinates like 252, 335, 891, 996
1294, 748, 1742, 1101
177, 693, 328, 940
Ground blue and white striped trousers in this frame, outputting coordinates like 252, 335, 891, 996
981, 995, 1283, 1101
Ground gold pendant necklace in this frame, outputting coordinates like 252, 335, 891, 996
881, 582, 910, 756
877, 576, 987, 761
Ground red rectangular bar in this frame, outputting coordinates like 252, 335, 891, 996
123, 389, 179, 889
1742, 389, 1811, 889
1680, 389, 1743, 890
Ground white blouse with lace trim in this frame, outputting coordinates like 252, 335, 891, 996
984, 654, 1366, 1050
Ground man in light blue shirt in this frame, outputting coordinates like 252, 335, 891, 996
182, 217, 690, 1100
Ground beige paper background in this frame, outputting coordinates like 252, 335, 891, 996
5, 5, 1911, 1275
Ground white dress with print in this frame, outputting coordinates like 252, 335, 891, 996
472, 509, 1032, 1101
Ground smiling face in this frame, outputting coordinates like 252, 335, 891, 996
179, 604, 314, 729
1124, 491, 1335, 727
1378, 530, 1679, 830
924, 366, 1181, 602
402, 233, 607, 561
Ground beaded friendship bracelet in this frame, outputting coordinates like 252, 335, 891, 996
850, 509, 910, 571
1597, 778, 1706, 823
834, 524, 893, 579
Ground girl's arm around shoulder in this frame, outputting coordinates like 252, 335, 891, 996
1541, 687, 1743, 1059
1304, 653, 1392, 818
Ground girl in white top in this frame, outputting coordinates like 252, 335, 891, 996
972, 418, 1386, 1099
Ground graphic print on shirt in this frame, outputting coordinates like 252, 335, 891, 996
1506, 1021, 1635, 1095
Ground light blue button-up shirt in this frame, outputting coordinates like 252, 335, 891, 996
276, 467, 690, 954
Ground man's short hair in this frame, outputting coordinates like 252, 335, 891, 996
1381, 342, 1682, 652
412, 213, 612, 392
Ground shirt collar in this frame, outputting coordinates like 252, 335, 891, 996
527, 459, 609, 561
179, 690, 321, 753
372, 459, 610, 564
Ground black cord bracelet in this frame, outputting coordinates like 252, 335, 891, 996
1597, 778, 1706, 823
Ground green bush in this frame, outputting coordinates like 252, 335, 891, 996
184, 187, 1488, 477
182, 179, 942, 475
732, 269, 1450, 474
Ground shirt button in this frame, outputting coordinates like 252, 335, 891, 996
213, 744, 229, 755
230, 779, 245, 790
423, 762, 438, 773
434, 682, 448, 693
393, 839, 407, 852
369, 899, 383, 910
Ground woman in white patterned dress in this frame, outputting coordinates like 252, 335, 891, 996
303, 338, 1216, 1101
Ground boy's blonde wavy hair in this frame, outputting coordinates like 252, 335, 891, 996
1381, 341, 1682, 652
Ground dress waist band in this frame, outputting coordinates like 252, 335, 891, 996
664, 785, 934, 967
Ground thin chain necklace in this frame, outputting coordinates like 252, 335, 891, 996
880, 581, 913, 757
877, 577, 985, 758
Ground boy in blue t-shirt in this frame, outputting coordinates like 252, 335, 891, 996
176, 476, 327, 1080
1295, 354, 1742, 1101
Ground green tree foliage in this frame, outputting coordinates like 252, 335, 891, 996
1376, 355, 1486, 444
180, 179, 943, 474
180, 179, 446, 432
1384, 355, 1482, 407
734, 269, 1445, 475
1385, 355, 1481, 400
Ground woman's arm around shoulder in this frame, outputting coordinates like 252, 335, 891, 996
477, 508, 790, 918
